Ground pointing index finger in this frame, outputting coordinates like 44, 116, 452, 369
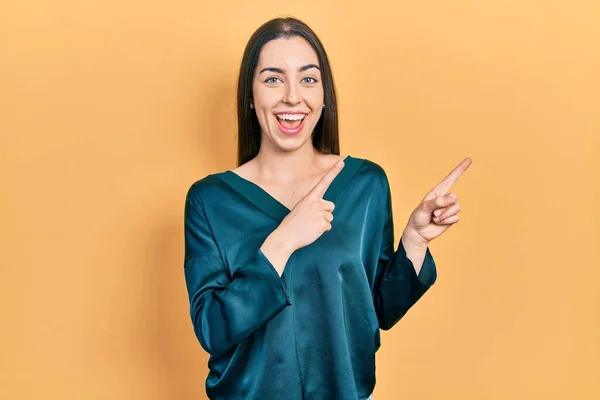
308, 159, 345, 199
433, 157, 472, 194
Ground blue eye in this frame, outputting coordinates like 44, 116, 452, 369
265, 77, 282, 84
302, 77, 318, 84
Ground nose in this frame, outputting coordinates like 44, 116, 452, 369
283, 81, 300, 105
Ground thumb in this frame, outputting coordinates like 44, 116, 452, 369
421, 194, 456, 213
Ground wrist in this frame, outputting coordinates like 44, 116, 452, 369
267, 228, 296, 255
401, 228, 429, 250
260, 229, 294, 277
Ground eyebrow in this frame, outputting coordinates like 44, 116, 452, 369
259, 64, 320, 74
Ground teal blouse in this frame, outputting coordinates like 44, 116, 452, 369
184, 155, 437, 400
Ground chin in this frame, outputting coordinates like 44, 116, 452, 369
268, 127, 314, 151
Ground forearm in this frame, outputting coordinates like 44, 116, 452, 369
400, 228, 429, 275
260, 228, 295, 276
185, 252, 291, 357
373, 239, 436, 330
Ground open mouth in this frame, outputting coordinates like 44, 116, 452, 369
275, 113, 307, 135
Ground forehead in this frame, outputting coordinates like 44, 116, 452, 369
257, 36, 320, 70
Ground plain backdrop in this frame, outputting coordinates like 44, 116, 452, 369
1, 0, 599, 398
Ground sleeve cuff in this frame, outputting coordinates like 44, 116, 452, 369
256, 248, 293, 306
416, 247, 437, 286
397, 238, 437, 287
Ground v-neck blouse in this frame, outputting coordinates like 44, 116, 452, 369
183, 155, 437, 400
218, 155, 357, 220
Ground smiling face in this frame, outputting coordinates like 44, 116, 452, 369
252, 36, 324, 153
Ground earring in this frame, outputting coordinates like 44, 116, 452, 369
322, 104, 325, 108
250, 104, 254, 109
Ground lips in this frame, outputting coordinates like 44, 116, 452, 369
274, 112, 308, 136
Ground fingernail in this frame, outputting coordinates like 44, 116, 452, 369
434, 210, 440, 217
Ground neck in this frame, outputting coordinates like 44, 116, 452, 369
254, 144, 321, 183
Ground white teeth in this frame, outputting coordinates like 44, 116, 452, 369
276, 114, 305, 121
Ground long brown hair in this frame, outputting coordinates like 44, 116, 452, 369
236, 17, 340, 166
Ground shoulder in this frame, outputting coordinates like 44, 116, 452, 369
359, 157, 388, 177
346, 156, 393, 213
351, 156, 390, 189
185, 172, 230, 207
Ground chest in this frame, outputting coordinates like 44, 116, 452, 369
258, 179, 320, 210
208, 186, 383, 283
261, 184, 308, 210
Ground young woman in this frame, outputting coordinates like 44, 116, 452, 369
184, 17, 471, 400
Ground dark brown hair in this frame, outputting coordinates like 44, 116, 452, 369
236, 17, 340, 166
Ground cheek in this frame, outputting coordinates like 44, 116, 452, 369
311, 109, 324, 124
253, 83, 282, 106
256, 111, 274, 132
303, 88, 324, 108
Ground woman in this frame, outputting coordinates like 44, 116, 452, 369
184, 17, 471, 400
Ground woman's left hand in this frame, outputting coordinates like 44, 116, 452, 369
402, 157, 472, 248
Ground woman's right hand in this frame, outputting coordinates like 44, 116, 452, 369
279, 158, 345, 251
260, 159, 345, 275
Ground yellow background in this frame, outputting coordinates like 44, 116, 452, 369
1, 0, 599, 398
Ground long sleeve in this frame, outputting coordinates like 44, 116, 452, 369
183, 184, 292, 357
373, 174, 437, 331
